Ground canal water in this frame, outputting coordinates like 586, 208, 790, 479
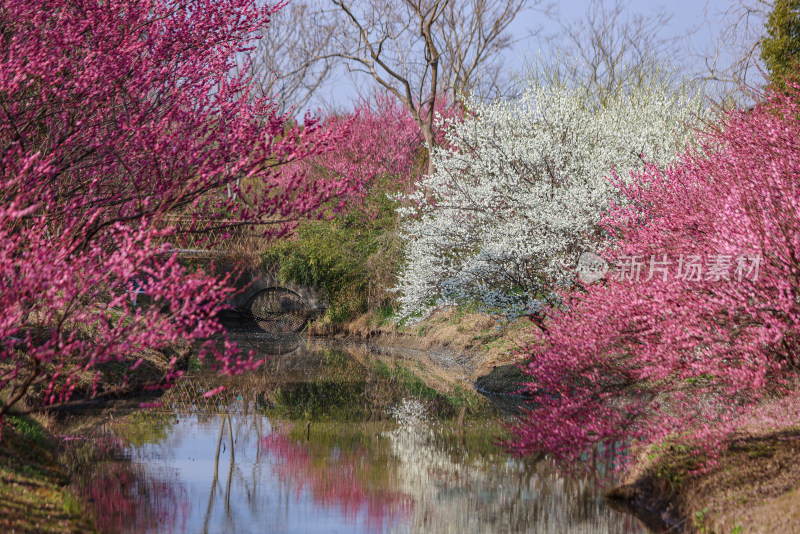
67, 332, 649, 533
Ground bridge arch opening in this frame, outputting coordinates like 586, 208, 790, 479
244, 287, 310, 333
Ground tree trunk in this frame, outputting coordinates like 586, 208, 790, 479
421, 115, 436, 175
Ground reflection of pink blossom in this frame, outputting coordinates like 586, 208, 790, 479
203, 386, 226, 398
261, 432, 413, 531
78, 461, 189, 534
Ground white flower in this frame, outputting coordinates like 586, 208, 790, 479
395, 67, 707, 319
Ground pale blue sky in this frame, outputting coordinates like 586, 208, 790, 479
306, 0, 766, 112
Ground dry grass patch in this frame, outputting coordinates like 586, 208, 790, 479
0, 415, 95, 533
610, 426, 800, 533
308, 307, 545, 381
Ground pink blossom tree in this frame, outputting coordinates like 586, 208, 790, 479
284, 93, 428, 219
510, 85, 800, 469
0, 0, 362, 420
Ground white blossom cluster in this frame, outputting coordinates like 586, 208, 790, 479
395, 69, 708, 320
388, 397, 428, 429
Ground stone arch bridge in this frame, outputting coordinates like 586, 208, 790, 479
175, 249, 328, 333
158, 217, 327, 333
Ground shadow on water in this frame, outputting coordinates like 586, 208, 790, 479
65, 332, 654, 533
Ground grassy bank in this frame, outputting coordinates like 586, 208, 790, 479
307, 307, 542, 384
0, 414, 95, 533
608, 425, 800, 533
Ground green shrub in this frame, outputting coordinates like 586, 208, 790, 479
762, 0, 800, 88
263, 180, 403, 323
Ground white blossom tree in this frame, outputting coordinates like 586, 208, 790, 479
395, 66, 708, 319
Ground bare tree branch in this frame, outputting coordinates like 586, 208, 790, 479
689, 0, 771, 102
246, 2, 338, 113
296, 0, 540, 171
440, 0, 532, 101
534, 0, 683, 103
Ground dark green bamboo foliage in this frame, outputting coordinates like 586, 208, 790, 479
262, 184, 402, 323
761, 0, 800, 87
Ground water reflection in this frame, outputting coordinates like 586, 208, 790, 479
77, 337, 649, 533
261, 426, 412, 532
64, 430, 189, 533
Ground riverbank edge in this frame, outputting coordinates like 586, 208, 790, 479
0, 343, 179, 533
305, 307, 541, 389
605, 424, 800, 533
0, 413, 96, 533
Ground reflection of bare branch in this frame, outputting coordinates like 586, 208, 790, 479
225, 413, 235, 515
201, 414, 238, 530
202, 418, 226, 534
